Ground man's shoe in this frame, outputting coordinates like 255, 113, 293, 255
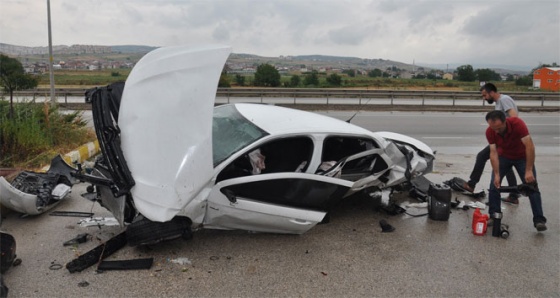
462, 182, 475, 193
501, 196, 519, 205
535, 222, 547, 232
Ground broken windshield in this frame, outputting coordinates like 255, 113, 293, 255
212, 105, 268, 167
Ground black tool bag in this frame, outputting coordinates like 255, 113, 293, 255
0, 232, 16, 274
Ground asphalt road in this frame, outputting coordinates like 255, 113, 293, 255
1, 110, 559, 297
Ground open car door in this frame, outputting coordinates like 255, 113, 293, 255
205, 173, 353, 234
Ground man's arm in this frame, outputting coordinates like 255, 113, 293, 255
489, 144, 501, 189
521, 135, 536, 183
506, 108, 518, 118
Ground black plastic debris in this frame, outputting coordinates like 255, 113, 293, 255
50, 211, 94, 217
66, 232, 127, 273
0, 232, 16, 274
443, 177, 485, 199
379, 219, 395, 233
78, 281, 89, 287
63, 233, 90, 246
97, 258, 153, 271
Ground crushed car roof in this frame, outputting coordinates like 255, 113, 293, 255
233, 103, 374, 136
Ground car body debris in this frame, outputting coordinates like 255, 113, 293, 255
97, 258, 153, 271
63, 233, 90, 246
0, 155, 78, 215
78, 217, 119, 227
66, 232, 127, 273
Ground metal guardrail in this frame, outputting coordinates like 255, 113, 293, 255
4, 87, 559, 107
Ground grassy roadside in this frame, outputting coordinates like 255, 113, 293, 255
0, 100, 96, 170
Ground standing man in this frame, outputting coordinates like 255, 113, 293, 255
485, 110, 547, 232
462, 83, 519, 203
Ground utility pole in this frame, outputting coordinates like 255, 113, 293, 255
47, 0, 56, 105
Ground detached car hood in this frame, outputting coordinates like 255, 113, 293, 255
119, 45, 231, 222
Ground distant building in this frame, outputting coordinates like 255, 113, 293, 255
443, 73, 453, 80
533, 67, 560, 91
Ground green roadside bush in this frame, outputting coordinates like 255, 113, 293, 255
0, 100, 95, 168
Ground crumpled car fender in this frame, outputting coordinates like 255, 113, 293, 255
0, 177, 67, 215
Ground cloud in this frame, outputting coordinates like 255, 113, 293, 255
1, 0, 558, 68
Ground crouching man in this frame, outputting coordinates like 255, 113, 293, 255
485, 110, 547, 232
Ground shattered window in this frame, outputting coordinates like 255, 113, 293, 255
321, 136, 376, 162
216, 136, 314, 182
212, 105, 268, 167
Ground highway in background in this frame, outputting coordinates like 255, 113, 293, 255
78, 109, 560, 155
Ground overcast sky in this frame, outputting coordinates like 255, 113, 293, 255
1, 0, 558, 69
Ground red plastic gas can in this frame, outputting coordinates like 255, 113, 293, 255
472, 208, 489, 236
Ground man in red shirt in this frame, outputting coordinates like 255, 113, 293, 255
486, 110, 547, 232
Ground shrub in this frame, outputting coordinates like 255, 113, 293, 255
0, 100, 94, 167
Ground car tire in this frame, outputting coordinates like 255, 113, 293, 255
126, 216, 193, 246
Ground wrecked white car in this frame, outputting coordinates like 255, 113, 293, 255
77, 45, 435, 245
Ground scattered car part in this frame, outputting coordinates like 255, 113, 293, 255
78, 217, 119, 227
126, 216, 192, 246
467, 201, 487, 209
1, 276, 7, 298
0, 155, 77, 215
63, 233, 90, 246
491, 212, 503, 237
379, 219, 395, 232
443, 177, 485, 199
0, 232, 16, 298
408, 176, 431, 202
78, 281, 89, 287
500, 224, 510, 239
0, 232, 16, 274
49, 211, 94, 217
97, 258, 153, 271
496, 183, 539, 196
66, 232, 127, 273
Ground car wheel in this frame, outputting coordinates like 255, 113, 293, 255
126, 216, 193, 246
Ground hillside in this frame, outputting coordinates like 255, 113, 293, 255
0, 43, 529, 75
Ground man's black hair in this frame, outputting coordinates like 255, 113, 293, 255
480, 82, 498, 93
486, 110, 506, 122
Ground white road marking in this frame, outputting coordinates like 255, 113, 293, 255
422, 137, 473, 139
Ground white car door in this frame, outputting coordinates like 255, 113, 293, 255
205, 173, 353, 234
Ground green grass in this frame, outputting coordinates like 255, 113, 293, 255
0, 100, 96, 168
38, 69, 131, 87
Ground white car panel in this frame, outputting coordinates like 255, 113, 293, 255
235, 103, 375, 136
375, 131, 435, 156
205, 173, 353, 233
118, 45, 231, 222
0, 177, 63, 215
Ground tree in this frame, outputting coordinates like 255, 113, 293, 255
254, 64, 280, 87
342, 69, 356, 77
326, 73, 342, 86
368, 69, 382, 78
235, 74, 245, 86
456, 64, 476, 81
303, 70, 319, 86
515, 75, 532, 86
290, 75, 301, 87
0, 54, 39, 119
475, 68, 501, 81
218, 73, 231, 87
